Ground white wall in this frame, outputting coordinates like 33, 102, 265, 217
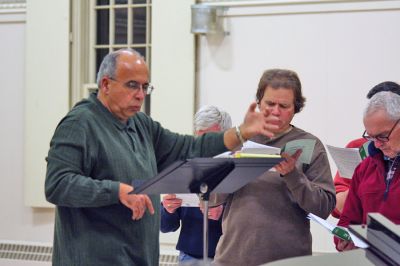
151, 0, 196, 135
197, 0, 400, 253
0, 2, 54, 244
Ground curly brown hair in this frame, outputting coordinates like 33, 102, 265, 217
256, 69, 306, 113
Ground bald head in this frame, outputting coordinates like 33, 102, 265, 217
96, 48, 146, 88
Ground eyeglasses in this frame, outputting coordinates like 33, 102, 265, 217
362, 118, 400, 143
109, 77, 154, 95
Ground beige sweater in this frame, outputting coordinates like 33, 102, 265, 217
212, 126, 335, 266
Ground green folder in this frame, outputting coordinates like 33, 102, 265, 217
332, 226, 352, 241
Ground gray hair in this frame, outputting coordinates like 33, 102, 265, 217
96, 48, 143, 87
364, 91, 400, 121
194, 105, 232, 132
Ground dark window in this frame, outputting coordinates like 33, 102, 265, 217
97, 0, 109, 6
132, 7, 146, 44
96, 9, 109, 45
115, 8, 128, 44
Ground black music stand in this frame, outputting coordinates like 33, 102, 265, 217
349, 213, 400, 265
131, 157, 282, 264
188, 159, 235, 263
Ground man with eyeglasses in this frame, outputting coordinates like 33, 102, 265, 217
44, 48, 280, 266
336, 91, 400, 251
332, 81, 400, 219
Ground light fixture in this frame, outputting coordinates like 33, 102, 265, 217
191, 4, 226, 35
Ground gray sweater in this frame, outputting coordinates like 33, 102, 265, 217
45, 93, 227, 266
213, 127, 335, 266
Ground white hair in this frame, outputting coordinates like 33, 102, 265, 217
364, 91, 400, 121
194, 105, 232, 132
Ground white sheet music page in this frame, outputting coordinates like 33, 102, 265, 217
326, 145, 362, 179
175, 194, 200, 207
308, 213, 369, 249
241, 140, 281, 155
213, 151, 233, 158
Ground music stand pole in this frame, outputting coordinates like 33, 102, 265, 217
199, 183, 210, 265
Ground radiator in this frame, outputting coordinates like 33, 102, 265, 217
0, 241, 51, 266
159, 253, 178, 266
0, 241, 178, 265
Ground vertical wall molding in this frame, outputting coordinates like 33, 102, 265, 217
151, 0, 196, 135
25, 0, 70, 207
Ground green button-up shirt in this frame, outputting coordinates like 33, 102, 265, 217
45, 93, 227, 266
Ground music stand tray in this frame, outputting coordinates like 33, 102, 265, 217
130, 157, 282, 195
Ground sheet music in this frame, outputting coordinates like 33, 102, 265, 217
175, 193, 200, 207
326, 145, 362, 179
213, 151, 233, 158
213, 141, 280, 158
308, 213, 369, 248
284, 139, 316, 164
241, 140, 281, 155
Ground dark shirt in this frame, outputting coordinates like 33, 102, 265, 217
45, 92, 227, 266
160, 206, 223, 258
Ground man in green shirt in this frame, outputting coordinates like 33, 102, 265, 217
45, 48, 278, 266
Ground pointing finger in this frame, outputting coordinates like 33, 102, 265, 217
145, 196, 155, 215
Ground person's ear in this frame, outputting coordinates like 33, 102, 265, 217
100, 77, 110, 94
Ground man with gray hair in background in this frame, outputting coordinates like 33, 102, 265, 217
193, 105, 232, 135
336, 91, 400, 251
161, 105, 231, 265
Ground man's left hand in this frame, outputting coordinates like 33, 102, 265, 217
275, 149, 302, 176
200, 204, 224, 220
337, 239, 356, 251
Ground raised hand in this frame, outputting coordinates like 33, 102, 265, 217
240, 102, 279, 140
